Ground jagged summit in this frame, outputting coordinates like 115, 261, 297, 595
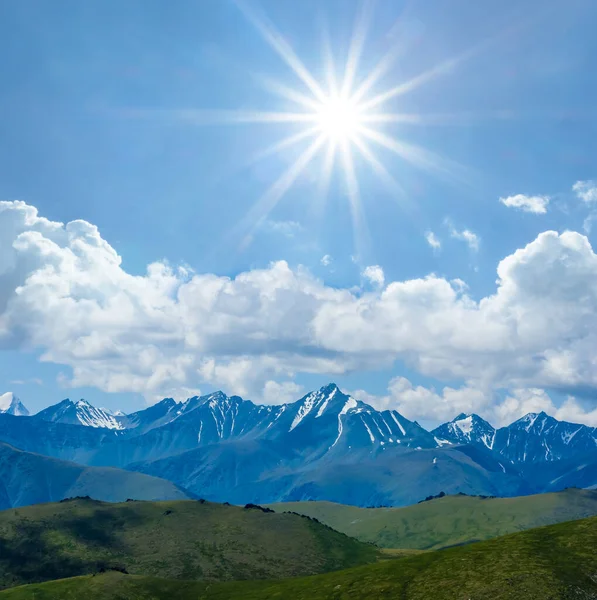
432, 413, 496, 449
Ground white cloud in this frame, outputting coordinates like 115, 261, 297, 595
573, 180, 597, 204
500, 194, 549, 214
320, 254, 332, 267
494, 388, 597, 428
425, 231, 441, 251
354, 380, 597, 428
5, 201, 597, 416
9, 378, 43, 386
583, 213, 597, 234
352, 377, 491, 424
362, 265, 385, 287
262, 380, 304, 404
262, 220, 302, 237
446, 222, 480, 251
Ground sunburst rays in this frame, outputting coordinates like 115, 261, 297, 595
212, 0, 479, 256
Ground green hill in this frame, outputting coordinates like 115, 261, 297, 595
4, 515, 597, 599
268, 487, 597, 549
0, 498, 378, 589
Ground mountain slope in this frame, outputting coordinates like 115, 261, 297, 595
133, 443, 528, 507
0, 394, 29, 417
117, 398, 179, 433
0, 497, 378, 589
7, 515, 597, 599
0, 413, 120, 464
33, 399, 125, 430
269, 487, 597, 549
0, 442, 190, 509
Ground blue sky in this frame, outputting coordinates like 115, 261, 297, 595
1, 0, 597, 425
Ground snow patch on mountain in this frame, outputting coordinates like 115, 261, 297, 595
361, 416, 375, 443
390, 411, 406, 435
329, 397, 358, 450
454, 415, 473, 435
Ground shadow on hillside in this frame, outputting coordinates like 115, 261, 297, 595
0, 507, 138, 589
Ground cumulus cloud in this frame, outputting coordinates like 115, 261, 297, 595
425, 231, 441, 251
354, 379, 597, 428
500, 194, 550, 214
352, 377, 492, 424
573, 180, 597, 204
5, 201, 597, 416
494, 388, 597, 428
262, 380, 304, 404
320, 254, 332, 267
362, 265, 385, 287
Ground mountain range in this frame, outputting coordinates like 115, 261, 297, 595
1, 383, 597, 507
432, 410, 597, 463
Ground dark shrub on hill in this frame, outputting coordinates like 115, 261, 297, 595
244, 503, 274, 513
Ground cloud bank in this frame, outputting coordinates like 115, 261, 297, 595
3, 200, 597, 424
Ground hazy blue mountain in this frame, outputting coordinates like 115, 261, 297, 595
432, 413, 496, 449
0, 392, 29, 417
520, 451, 597, 492
0, 442, 190, 509
133, 442, 528, 507
0, 413, 121, 464
117, 397, 180, 433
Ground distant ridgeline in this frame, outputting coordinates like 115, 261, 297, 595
418, 491, 497, 504
1, 384, 597, 507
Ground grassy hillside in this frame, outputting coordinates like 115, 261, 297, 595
0, 572, 204, 600
5, 515, 597, 599
269, 487, 597, 549
0, 497, 378, 589
0, 442, 190, 509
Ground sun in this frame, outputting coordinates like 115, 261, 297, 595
206, 1, 472, 256
315, 95, 363, 142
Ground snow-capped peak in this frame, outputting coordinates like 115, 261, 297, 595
289, 384, 343, 431
34, 398, 125, 430
431, 413, 496, 449
0, 392, 30, 416
100, 407, 127, 417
